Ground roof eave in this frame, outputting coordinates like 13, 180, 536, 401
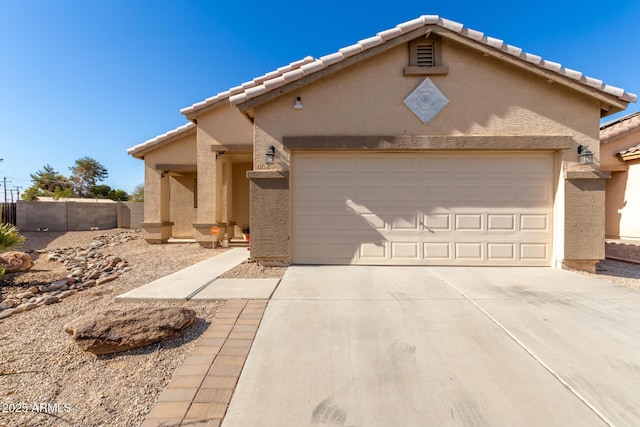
181, 98, 228, 121
429, 27, 632, 118
234, 23, 633, 117
618, 152, 640, 162
127, 124, 197, 159
234, 25, 434, 114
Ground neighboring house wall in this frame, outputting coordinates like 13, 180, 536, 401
606, 159, 640, 239
619, 159, 640, 239
250, 40, 603, 267
16, 201, 142, 231
600, 125, 640, 240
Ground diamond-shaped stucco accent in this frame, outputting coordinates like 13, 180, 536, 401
403, 78, 448, 124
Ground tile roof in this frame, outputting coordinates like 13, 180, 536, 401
221, 15, 636, 108
600, 111, 640, 142
180, 56, 316, 118
135, 15, 637, 157
127, 121, 196, 158
618, 143, 640, 159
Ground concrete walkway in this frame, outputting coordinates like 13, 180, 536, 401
116, 248, 279, 301
223, 266, 640, 426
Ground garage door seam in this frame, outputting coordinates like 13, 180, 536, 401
426, 268, 615, 427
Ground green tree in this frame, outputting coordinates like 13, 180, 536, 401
69, 157, 108, 198
89, 184, 129, 201
21, 164, 72, 200
108, 189, 129, 201
89, 184, 112, 198
129, 184, 144, 202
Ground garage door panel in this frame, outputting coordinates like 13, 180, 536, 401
520, 214, 549, 231
487, 214, 516, 231
455, 242, 484, 259
391, 242, 420, 259
424, 242, 452, 260
424, 214, 451, 230
455, 214, 483, 231
293, 152, 553, 266
360, 242, 387, 259
487, 243, 516, 260
521, 243, 548, 260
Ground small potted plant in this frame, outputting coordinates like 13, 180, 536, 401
240, 224, 250, 242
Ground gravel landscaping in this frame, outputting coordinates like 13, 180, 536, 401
0, 229, 286, 427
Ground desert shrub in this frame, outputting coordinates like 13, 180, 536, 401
0, 223, 26, 252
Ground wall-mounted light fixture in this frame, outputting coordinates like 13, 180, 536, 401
215, 151, 225, 160
266, 146, 276, 165
577, 145, 593, 165
294, 96, 303, 110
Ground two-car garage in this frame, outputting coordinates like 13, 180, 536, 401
292, 152, 554, 266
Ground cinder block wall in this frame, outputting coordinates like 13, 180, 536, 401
117, 202, 144, 229
17, 201, 68, 231
72, 203, 117, 230
17, 201, 144, 231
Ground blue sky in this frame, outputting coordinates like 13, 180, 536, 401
1, 1, 639, 201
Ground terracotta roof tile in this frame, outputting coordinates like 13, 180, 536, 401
223, 15, 636, 108
180, 15, 636, 119
127, 122, 196, 157
618, 143, 640, 157
601, 111, 640, 142
179, 56, 316, 117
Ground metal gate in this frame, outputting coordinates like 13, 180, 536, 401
1, 203, 17, 225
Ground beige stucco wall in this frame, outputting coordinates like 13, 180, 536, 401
197, 103, 253, 148
232, 162, 252, 235
140, 132, 196, 242
601, 129, 640, 239
194, 104, 253, 244
607, 160, 640, 239
249, 37, 606, 266
619, 160, 640, 239
600, 132, 637, 172
144, 133, 197, 167
170, 173, 197, 238
253, 40, 600, 170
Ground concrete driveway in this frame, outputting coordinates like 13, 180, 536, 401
223, 266, 640, 427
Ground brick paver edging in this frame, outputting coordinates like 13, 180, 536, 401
141, 298, 268, 427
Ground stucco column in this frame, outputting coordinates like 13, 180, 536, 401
247, 170, 290, 266
561, 164, 610, 272
194, 137, 218, 246
140, 164, 173, 243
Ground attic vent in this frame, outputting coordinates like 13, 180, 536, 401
405, 36, 448, 76
416, 42, 435, 67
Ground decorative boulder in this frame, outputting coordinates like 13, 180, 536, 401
0, 251, 34, 273
63, 307, 196, 355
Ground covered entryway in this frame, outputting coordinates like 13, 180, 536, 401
292, 152, 554, 266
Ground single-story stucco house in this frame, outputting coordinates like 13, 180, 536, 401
128, 15, 636, 272
601, 111, 640, 240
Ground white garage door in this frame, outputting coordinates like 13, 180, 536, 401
292, 152, 554, 266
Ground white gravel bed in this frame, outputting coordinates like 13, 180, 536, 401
1, 230, 226, 427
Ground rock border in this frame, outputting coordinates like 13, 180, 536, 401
0, 230, 141, 320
